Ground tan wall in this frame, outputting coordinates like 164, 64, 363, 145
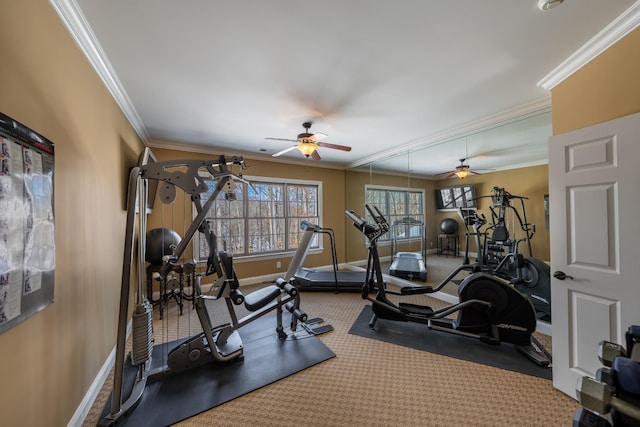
148, 146, 347, 279
0, 2, 144, 426
434, 164, 550, 262
552, 28, 640, 134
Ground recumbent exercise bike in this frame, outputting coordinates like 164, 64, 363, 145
345, 205, 550, 366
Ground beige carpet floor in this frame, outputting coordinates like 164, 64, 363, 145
83, 255, 576, 427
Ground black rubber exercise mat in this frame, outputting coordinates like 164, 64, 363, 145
100, 318, 335, 426
348, 305, 551, 380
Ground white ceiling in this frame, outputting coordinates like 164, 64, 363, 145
57, 0, 638, 176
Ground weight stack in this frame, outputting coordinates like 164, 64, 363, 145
131, 299, 154, 366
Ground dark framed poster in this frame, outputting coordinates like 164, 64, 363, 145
0, 112, 55, 335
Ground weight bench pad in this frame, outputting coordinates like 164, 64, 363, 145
244, 285, 282, 312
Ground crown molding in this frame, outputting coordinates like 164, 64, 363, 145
537, 1, 640, 91
49, 0, 149, 142
348, 97, 551, 169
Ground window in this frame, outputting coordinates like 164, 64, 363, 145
196, 177, 321, 260
365, 185, 425, 243
435, 185, 476, 210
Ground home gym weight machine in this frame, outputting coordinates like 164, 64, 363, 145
345, 205, 550, 366
100, 154, 318, 426
459, 187, 552, 322
460, 187, 535, 267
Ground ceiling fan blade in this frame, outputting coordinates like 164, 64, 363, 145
272, 146, 298, 157
316, 141, 352, 152
443, 171, 458, 179
265, 137, 298, 143
469, 170, 482, 175
309, 132, 328, 142
311, 150, 321, 160
434, 170, 454, 176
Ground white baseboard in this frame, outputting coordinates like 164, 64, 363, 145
536, 320, 552, 336
68, 348, 115, 427
69, 320, 131, 427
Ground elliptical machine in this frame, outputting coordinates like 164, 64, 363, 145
345, 205, 550, 366
459, 187, 552, 322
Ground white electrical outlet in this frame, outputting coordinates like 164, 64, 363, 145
276, 261, 281, 269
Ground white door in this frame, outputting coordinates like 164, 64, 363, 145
549, 111, 640, 398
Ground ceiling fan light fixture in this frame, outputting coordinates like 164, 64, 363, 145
266, 122, 350, 159
454, 168, 470, 179
297, 142, 317, 158
537, 0, 564, 11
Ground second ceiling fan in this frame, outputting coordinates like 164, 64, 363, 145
435, 137, 495, 179
435, 158, 487, 179
266, 122, 352, 160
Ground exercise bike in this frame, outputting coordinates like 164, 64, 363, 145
346, 205, 550, 367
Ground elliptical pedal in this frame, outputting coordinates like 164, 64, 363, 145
398, 302, 434, 317
517, 336, 552, 367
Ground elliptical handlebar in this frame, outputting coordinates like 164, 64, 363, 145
366, 204, 387, 227
345, 205, 389, 243
345, 209, 365, 229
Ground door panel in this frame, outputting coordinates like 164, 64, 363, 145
569, 184, 616, 270
570, 290, 619, 377
549, 111, 640, 398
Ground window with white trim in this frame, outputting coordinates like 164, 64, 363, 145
196, 178, 321, 259
365, 185, 425, 243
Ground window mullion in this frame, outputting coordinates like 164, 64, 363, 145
284, 184, 289, 251
243, 182, 249, 256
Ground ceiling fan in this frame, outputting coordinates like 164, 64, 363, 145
435, 158, 483, 179
266, 122, 352, 160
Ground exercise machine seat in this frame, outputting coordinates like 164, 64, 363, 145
491, 226, 509, 243
244, 285, 282, 312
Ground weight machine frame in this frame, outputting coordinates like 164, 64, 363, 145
100, 154, 308, 425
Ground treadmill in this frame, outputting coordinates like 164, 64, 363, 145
388, 216, 427, 282
285, 220, 364, 292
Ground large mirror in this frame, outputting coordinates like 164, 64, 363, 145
345, 109, 552, 324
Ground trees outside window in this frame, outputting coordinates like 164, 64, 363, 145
196, 178, 321, 259
365, 186, 425, 243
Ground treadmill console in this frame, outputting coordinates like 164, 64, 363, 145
300, 219, 320, 232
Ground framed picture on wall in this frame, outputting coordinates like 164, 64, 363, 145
0, 112, 55, 335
